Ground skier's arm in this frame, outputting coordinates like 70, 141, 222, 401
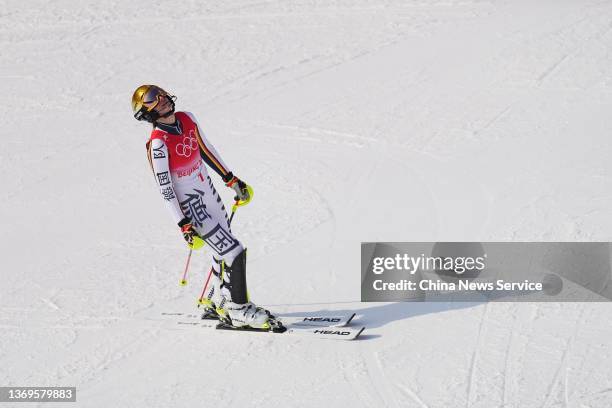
185, 112, 233, 182
185, 112, 252, 205
147, 139, 185, 224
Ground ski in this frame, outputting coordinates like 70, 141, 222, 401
158, 311, 364, 340
160, 311, 357, 327
295, 326, 365, 341
216, 322, 365, 340
280, 312, 356, 327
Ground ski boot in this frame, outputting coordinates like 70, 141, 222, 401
215, 248, 285, 332
218, 299, 270, 328
216, 298, 285, 333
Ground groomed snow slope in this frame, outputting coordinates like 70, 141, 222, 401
1, 1, 612, 407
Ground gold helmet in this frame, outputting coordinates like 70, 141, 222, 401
131, 85, 176, 122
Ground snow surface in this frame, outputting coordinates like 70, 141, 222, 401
2, 0, 612, 407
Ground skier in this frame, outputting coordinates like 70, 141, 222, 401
131, 84, 272, 330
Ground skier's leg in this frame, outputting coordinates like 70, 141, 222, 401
173, 172, 237, 312
220, 248, 247, 304
186, 172, 269, 328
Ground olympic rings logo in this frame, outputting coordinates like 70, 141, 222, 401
175, 131, 198, 157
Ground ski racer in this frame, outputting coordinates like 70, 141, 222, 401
131, 84, 272, 330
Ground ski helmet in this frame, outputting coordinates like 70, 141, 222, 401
132, 85, 176, 122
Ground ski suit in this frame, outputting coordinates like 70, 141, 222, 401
146, 111, 243, 268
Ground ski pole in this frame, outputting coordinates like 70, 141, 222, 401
197, 199, 240, 304
198, 266, 215, 304
178, 235, 205, 286
228, 200, 239, 224
179, 248, 193, 286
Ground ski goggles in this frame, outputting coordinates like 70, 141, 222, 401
139, 86, 169, 112
133, 86, 176, 121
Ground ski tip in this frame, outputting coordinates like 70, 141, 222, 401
354, 327, 365, 340
346, 313, 357, 325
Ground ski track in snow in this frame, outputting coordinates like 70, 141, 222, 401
501, 305, 519, 408
540, 305, 586, 408
466, 303, 488, 408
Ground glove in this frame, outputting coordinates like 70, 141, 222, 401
224, 173, 252, 205
178, 218, 205, 250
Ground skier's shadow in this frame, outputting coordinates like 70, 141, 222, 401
276, 295, 484, 338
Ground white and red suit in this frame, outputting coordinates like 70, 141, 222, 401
146, 111, 243, 267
